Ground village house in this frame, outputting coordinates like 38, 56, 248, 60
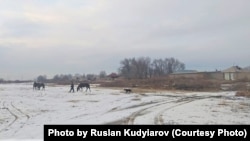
169, 66, 250, 81
222, 66, 250, 81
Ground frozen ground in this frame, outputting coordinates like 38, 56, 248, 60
0, 83, 250, 140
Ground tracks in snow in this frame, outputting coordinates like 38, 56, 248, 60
0, 101, 30, 133
106, 95, 219, 125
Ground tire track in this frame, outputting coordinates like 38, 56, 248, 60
124, 97, 193, 124
0, 101, 16, 132
108, 96, 179, 113
154, 98, 197, 124
0, 101, 30, 133
11, 102, 30, 119
108, 95, 213, 125
154, 96, 223, 125
105, 97, 182, 124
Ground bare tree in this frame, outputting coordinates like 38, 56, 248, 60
119, 57, 151, 79
119, 57, 185, 79
86, 74, 96, 81
99, 71, 107, 79
36, 75, 47, 82
134, 57, 151, 79
151, 59, 165, 76
165, 57, 185, 73
119, 58, 133, 79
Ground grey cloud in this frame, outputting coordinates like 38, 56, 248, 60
0, 0, 250, 80
2, 19, 47, 38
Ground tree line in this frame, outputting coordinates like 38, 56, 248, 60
119, 57, 185, 79
35, 73, 98, 83
33, 56, 185, 82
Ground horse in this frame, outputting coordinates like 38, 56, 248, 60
77, 83, 91, 92
33, 82, 45, 90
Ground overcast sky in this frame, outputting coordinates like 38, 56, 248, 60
1, 0, 250, 80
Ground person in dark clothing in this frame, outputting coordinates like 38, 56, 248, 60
69, 81, 75, 93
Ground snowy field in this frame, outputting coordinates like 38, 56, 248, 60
0, 83, 250, 140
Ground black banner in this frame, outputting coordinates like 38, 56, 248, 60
44, 125, 249, 141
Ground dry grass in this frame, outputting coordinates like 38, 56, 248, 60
67, 100, 81, 103
218, 100, 229, 106
100, 77, 222, 92
98, 76, 250, 93
236, 91, 250, 98
131, 88, 160, 94
171, 77, 221, 91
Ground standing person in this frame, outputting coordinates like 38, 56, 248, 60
69, 81, 75, 93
